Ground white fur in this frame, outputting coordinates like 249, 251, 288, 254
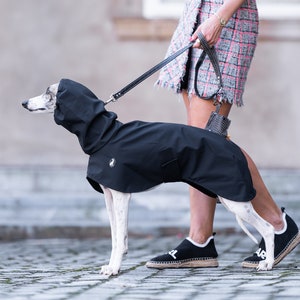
100, 185, 130, 275
219, 197, 274, 271
22, 84, 58, 113
23, 83, 276, 276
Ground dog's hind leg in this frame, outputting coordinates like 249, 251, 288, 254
100, 186, 130, 276
219, 197, 275, 271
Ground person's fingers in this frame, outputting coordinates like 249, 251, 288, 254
192, 38, 202, 48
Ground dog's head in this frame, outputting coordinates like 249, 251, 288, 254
22, 83, 59, 113
22, 79, 119, 155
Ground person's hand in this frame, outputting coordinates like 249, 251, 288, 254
191, 15, 223, 48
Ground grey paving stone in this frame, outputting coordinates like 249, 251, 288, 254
0, 168, 299, 299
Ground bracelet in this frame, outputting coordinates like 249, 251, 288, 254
214, 12, 227, 27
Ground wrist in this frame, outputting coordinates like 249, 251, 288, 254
214, 12, 227, 27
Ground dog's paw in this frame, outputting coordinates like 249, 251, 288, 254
257, 260, 274, 271
100, 265, 120, 276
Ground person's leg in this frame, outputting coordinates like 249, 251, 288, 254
146, 92, 231, 269
241, 150, 283, 230
241, 151, 300, 268
183, 92, 232, 244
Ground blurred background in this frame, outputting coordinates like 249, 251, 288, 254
0, 0, 299, 237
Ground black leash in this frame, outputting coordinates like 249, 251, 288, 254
194, 32, 224, 104
105, 41, 194, 105
105, 33, 224, 106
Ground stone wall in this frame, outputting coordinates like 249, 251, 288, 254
1, 0, 300, 168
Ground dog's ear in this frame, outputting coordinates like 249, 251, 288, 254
49, 83, 59, 96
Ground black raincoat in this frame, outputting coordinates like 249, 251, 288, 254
54, 79, 256, 202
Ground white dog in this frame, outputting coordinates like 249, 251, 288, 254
22, 79, 275, 276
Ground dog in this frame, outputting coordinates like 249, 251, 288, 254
22, 79, 275, 276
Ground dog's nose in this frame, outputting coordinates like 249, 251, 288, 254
22, 100, 28, 108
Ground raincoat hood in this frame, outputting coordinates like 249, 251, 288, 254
54, 78, 121, 154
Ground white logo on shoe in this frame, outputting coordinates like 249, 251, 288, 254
168, 250, 178, 260
255, 248, 266, 259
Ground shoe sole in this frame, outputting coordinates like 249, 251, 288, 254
242, 231, 300, 269
146, 258, 219, 269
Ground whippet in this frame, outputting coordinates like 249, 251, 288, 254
22, 79, 275, 276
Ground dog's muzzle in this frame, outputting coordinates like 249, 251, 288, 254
22, 100, 28, 108
21, 100, 31, 110
21, 100, 46, 112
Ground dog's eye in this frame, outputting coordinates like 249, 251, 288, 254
45, 87, 55, 100
45, 93, 52, 101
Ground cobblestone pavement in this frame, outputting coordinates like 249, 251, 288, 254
0, 168, 300, 299
0, 234, 299, 300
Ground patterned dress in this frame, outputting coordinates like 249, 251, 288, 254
155, 0, 259, 106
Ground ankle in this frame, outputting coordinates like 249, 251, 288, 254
188, 232, 215, 245
264, 210, 286, 232
186, 236, 214, 247
274, 212, 287, 234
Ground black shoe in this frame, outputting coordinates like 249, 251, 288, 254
146, 236, 218, 269
242, 208, 300, 268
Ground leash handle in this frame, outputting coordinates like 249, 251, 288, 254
105, 42, 194, 105
194, 32, 224, 103
195, 33, 230, 137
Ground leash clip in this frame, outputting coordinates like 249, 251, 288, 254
104, 94, 117, 106
214, 86, 225, 105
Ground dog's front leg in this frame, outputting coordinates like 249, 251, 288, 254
100, 186, 117, 276
100, 186, 130, 276
109, 189, 130, 275
219, 197, 275, 271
